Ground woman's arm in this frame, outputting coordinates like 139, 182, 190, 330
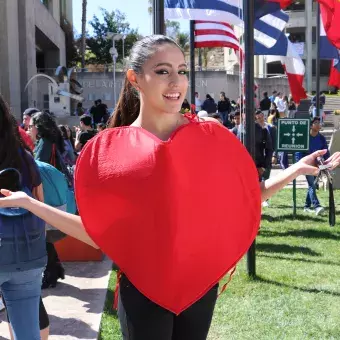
261, 149, 340, 202
0, 190, 98, 248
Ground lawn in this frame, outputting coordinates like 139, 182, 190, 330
99, 189, 340, 340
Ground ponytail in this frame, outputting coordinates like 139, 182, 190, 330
108, 78, 140, 128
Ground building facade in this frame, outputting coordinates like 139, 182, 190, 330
0, 0, 72, 118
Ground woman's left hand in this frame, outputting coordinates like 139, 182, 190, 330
297, 150, 340, 176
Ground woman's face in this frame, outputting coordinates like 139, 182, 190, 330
134, 44, 188, 115
28, 123, 38, 142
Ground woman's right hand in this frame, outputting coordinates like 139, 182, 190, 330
0, 190, 30, 209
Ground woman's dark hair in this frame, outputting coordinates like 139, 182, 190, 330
32, 111, 65, 153
109, 35, 183, 128
206, 94, 212, 100
0, 95, 33, 190
59, 125, 68, 140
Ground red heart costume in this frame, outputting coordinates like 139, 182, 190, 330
75, 117, 261, 315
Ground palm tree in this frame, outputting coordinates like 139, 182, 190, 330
81, 0, 87, 70
148, 0, 153, 33
176, 32, 190, 52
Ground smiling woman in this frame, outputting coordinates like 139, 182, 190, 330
0, 35, 340, 340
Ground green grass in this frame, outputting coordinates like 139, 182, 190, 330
99, 189, 340, 340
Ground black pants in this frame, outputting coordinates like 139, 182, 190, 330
118, 275, 218, 340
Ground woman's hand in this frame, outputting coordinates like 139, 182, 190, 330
296, 150, 340, 176
0, 190, 30, 209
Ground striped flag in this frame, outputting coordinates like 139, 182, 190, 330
165, 0, 289, 48
194, 21, 239, 49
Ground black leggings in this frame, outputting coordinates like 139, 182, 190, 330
5, 296, 49, 330
118, 275, 218, 340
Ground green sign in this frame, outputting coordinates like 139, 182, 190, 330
277, 119, 310, 151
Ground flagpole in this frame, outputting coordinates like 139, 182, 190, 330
153, 0, 165, 35
190, 20, 196, 111
316, 2, 321, 117
243, 0, 256, 277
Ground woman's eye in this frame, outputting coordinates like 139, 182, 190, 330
155, 69, 169, 75
179, 70, 188, 75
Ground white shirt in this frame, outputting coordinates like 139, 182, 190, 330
195, 97, 202, 111
275, 97, 286, 113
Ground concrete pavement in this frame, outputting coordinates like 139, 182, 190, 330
0, 258, 112, 340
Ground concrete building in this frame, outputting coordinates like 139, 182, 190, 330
0, 0, 72, 118
224, 0, 331, 93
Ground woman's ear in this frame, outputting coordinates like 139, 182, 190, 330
127, 69, 140, 91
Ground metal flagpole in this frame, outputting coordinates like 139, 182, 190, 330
190, 21, 196, 110
243, 0, 256, 277
316, 3, 321, 117
153, 0, 165, 35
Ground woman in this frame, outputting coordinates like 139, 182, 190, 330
217, 92, 231, 126
267, 108, 280, 127
59, 125, 76, 166
288, 98, 297, 118
30, 112, 65, 289
0, 36, 339, 340
0, 96, 48, 339
181, 98, 191, 112
202, 94, 217, 114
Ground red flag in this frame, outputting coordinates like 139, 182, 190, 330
328, 60, 340, 88
318, 0, 340, 48
268, 0, 293, 9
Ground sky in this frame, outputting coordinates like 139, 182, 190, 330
73, 0, 180, 36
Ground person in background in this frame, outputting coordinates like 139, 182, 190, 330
97, 123, 107, 132
283, 95, 289, 117
288, 98, 297, 118
181, 99, 191, 112
59, 125, 76, 166
274, 93, 287, 118
21, 108, 39, 131
296, 117, 329, 215
95, 99, 109, 125
29, 111, 66, 289
202, 94, 217, 114
269, 90, 278, 103
255, 110, 277, 207
210, 113, 223, 124
75, 115, 97, 152
195, 92, 202, 113
0, 96, 49, 339
267, 109, 280, 127
217, 92, 231, 126
89, 100, 98, 125
311, 91, 326, 122
230, 111, 241, 136
74, 102, 85, 116
260, 92, 271, 120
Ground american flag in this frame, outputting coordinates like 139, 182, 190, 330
194, 21, 240, 51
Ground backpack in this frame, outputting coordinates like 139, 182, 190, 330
35, 160, 77, 215
0, 168, 46, 272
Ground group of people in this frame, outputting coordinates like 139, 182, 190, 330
0, 35, 339, 340
193, 88, 329, 214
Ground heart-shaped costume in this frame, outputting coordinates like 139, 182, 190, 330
75, 117, 261, 314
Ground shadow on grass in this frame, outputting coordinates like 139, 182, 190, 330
258, 253, 340, 267
254, 275, 340, 297
259, 229, 340, 240
261, 213, 324, 223
256, 243, 320, 256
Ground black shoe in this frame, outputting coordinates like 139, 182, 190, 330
42, 271, 58, 289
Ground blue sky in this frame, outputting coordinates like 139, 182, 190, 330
73, 0, 186, 36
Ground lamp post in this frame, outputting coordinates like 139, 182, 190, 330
107, 33, 123, 109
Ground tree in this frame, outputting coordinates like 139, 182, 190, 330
165, 20, 180, 39
176, 32, 189, 52
81, 0, 87, 69
86, 8, 140, 65
148, 0, 152, 15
